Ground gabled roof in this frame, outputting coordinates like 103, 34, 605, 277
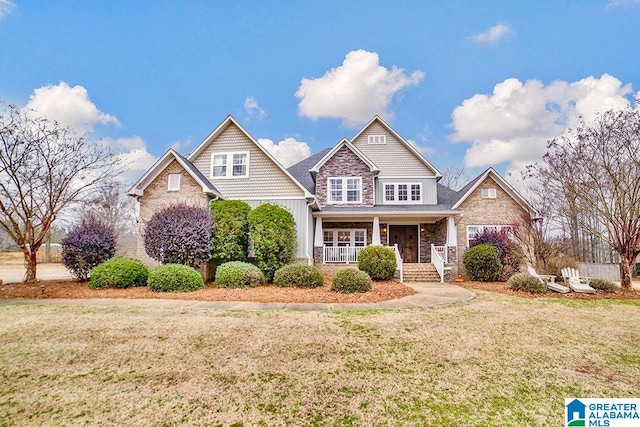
351, 115, 443, 178
187, 115, 312, 197
287, 148, 331, 194
451, 167, 534, 212
127, 149, 222, 198
309, 139, 379, 173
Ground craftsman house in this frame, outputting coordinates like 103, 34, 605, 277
128, 115, 533, 281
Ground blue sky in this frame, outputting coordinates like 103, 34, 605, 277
1, 0, 639, 187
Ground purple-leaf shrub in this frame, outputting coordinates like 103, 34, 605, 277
62, 218, 116, 281
469, 228, 523, 281
143, 204, 213, 268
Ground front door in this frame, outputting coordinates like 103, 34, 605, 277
388, 225, 419, 263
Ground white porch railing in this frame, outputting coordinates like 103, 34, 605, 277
392, 243, 403, 283
323, 246, 363, 264
431, 244, 445, 283
433, 245, 448, 264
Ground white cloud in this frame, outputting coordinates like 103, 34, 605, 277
450, 73, 634, 170
470, 23, 514, 44
407, 138, 435, 156
258, 137, 311, 167
295, 49, 424, 127
0, 0, 15, 20
244, 96, 266, 119
607, 0, 640, 7
102, 136, 158, 185
24, 81, 119, 134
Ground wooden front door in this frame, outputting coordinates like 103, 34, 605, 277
388, 225, 419, 263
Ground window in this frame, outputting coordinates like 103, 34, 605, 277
367, 134, 386, 144
482, 188, 497, 198
211, 151, 249, 178
167, 173, 181, 191
383, 183, 421, 203
323, 229, 367, 247
467, 225, 513, 247
328, 177, 362, 203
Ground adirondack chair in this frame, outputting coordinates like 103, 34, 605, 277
527, 266, 570, 293
561, 267, 596, 294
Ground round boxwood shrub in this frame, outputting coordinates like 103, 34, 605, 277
215, 261, 265, 288
463, 243, 501, 282
273, 264, 323, 288
331, 268, 372, 293
88, 257, 149, 289
357, 245, 397, 280
147, 264, 204, 292
507, 272, 547, 293
589, 278, 617, 293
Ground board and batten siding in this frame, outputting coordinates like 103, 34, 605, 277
244, 199, 311, 259
190, 123, 305, 199
375, 177, 437, 205
351, 121, 435, 177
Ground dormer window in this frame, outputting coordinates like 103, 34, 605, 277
482, 188, 497, 198
167, 173, 181, 191
328, 177, 362, 203
367, 135, 386, 144
211, 151, 249, 178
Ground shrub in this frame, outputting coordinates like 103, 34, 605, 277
273, 264, 323, 288
248, 203, 296, 281
463, 243, 501, 282
147, 264, 204, 292
210, 200, 251, 262
589, 278, 617, 293
215, 261, 265, 288
541, 256, 579, 280
331, 268, 372, 293
88, 257, 149, 289
357, 245, 397, 280
470, 228, 523, 281
62, 218, 116, 280
143, 204, 213, 268
507, 272, 547, 293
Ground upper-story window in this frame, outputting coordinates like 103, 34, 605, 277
482, 187, 497, 198
167, 173, 181, 191
328, 177, 362, 203
384, 183, 421, 203
367, 135, 386, 144
211, 152, 249, 178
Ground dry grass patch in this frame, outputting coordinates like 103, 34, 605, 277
1, 293, 639, 426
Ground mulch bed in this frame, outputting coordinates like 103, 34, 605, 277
457, 280, 640, 299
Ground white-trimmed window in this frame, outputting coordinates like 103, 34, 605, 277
167, 173, 181, 191
211, 151, 249, 178
367, 134, 386, 144
328, 177, 362, 203
482, 188, 497, 198
467, 225, 513, 247
383, 183, 421, 203
323, 229, 367, 247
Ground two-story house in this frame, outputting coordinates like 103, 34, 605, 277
128, 115, 533, 281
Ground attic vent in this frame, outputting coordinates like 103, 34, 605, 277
367, 135, 386, 144
482, 188, 497, 198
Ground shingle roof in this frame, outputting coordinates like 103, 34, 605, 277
287, 148, 332, 194
173, 151, 221, 197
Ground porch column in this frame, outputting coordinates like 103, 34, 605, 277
314, 217, 324, 247
446, 216, 457, 247
372, 216, 381, 245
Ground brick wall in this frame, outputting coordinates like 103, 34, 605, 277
315, 145, 374, 207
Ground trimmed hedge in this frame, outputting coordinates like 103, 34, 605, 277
507, 272, 547, 293
331, 268, 372, 293
88, 257, 149, 289
273, 265, 323, 288
589, 278, 617, 293
357, 245, 397, 280
147, 264, 204, 292
215, 261, 265, 288
463, 243, 501, 282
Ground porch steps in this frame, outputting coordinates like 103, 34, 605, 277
402, 263, 442, 283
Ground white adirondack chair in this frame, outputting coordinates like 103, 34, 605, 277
527, 266, 569, 293
561, 267, 596, 294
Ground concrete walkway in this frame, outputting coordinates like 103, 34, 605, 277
0, 282, 475, 311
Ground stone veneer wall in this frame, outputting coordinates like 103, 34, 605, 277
315, 145, 374, 207
419, 223, 436, 263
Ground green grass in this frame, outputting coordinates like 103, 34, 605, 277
0, 292, 638, 426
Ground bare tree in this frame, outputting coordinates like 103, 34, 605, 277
529, 107, 640, 291
81, 181, 137, 236
0, 104, 119, 282
439, 166, 468, 191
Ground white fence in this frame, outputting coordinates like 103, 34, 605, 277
578, 262, 619, 281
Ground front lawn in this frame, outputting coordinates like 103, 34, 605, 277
1, 291, 638, 426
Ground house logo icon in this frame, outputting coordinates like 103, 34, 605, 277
566, 399, 586, 426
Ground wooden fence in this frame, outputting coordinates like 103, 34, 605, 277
578, 262, 619, 281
